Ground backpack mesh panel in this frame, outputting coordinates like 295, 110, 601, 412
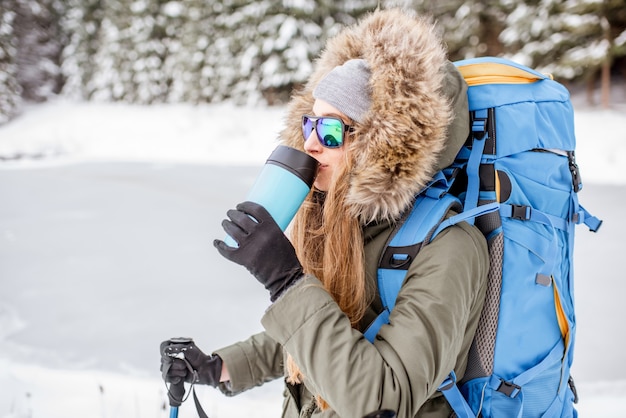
461, 229, 503, 382
475, 207, 501, 237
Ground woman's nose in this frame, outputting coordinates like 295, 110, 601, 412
303, 129, 321, 153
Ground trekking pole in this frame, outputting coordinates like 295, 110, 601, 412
168, 378, 185, 418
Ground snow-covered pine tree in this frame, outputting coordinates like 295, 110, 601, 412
430, 0, 514, 60
130, 0, 180, 104
60, 0, 104, 100
501, 0, 625, 106
85, 0, 133, 101
380, 0, 514, 61
252, 0, 321, 105
0, 0, 22, 125
12, 0, 65, 102
248, 0, 379, 105
501, 0, 593, 78
252, 0, 329, 105
164, 0, 212, 104
206, 0, 270, 105
4, 0, 623, 109
85, 0, 174, 104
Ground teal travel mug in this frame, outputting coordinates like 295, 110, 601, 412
224, 145, 318, 247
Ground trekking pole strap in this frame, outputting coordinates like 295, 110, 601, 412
192, 387, 210, 418
164, 356, 211, 418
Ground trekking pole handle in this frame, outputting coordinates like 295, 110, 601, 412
167, 364, 185, 418
168, 373, 186, 407
164, 337, 195, 416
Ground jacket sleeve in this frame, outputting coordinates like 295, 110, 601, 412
213, 331, 284, 396
261, 222, 488, 417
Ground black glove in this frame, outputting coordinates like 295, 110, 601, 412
214, 201, 304, 302
160, 339, 222, 387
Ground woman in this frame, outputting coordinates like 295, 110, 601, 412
161, 9, 489, 418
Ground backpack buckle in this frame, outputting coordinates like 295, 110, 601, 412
497, 380, 522, 398
438, 372, 457, 391
568, 376, 579, 404
379, 244, 421, 270
567, 151, 582, 192
511, 204, 530, 220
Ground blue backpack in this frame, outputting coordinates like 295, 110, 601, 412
363, 57, 602, 418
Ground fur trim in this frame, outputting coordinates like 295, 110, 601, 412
279, 9, 453, 224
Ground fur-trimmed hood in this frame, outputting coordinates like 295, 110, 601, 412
279, 9, 469, 224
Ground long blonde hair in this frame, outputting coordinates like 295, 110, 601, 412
286, 153, 371, 410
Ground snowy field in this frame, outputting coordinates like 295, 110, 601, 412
1, 89, 626, 417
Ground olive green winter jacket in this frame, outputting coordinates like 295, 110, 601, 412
214, 216, 488, 418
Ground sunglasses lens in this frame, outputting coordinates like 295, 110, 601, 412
316, 118, 343, 148
302, 116, 314, 140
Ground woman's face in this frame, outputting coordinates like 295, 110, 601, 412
304, 99, 351, 192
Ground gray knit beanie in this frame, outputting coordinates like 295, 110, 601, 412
313, 59, 372, 124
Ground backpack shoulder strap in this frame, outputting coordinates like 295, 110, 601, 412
377, 192, 461, 311
363, 172, 461, 342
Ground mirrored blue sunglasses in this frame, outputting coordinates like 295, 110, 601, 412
301, 115, 354, 148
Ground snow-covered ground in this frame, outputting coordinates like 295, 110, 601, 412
1, 90, 625, 417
